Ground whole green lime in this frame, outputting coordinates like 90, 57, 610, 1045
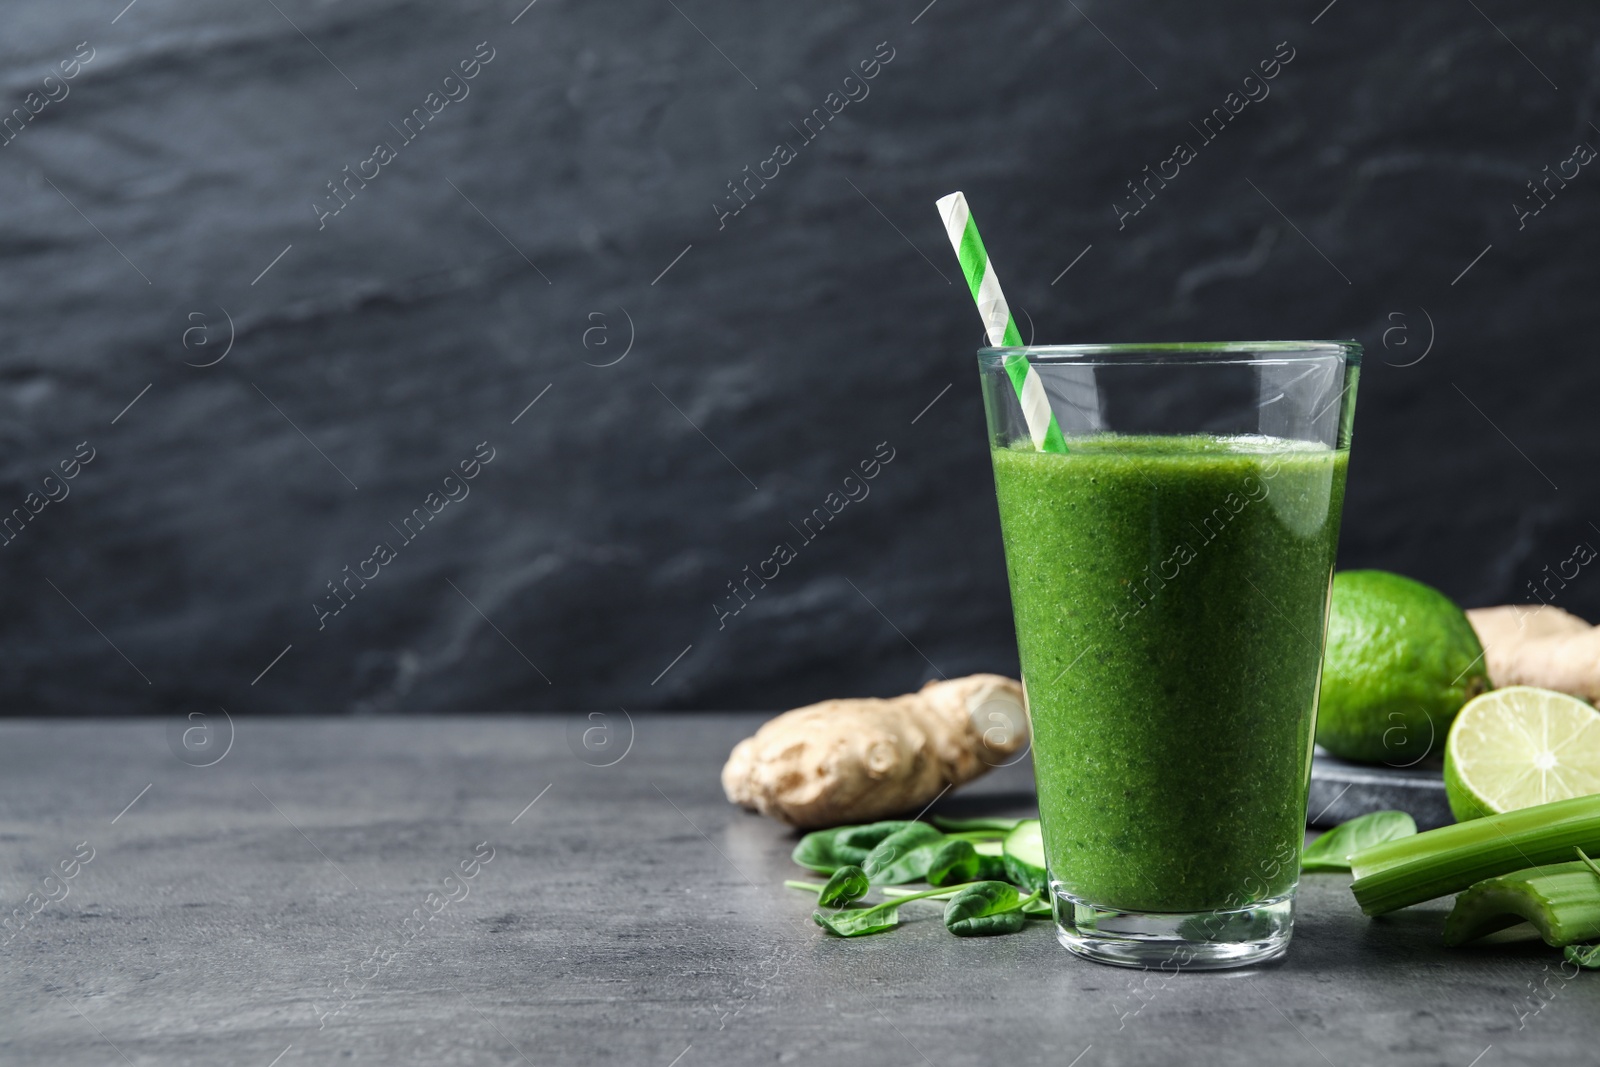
1316, 570, 1489, 765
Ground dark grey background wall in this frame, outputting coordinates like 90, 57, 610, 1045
1, 0, 1594, 715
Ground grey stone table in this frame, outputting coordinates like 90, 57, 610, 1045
3, 715, 1595, 1066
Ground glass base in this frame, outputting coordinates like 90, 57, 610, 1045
1052, 885, 1295, 971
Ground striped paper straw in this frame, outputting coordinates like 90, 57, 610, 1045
936, 192, 1067, 453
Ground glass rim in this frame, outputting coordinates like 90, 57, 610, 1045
978, 340, 1362, 366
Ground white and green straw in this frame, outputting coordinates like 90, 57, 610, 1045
936, 191, 1066, 453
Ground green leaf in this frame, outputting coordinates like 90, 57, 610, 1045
943, 881, 1031, 936
792, 829, 850, 874
833, 821, 915, 855
1565, 943, 1600, 969
974, 852, 1010, 883
819, 866, 870, 907
1020, 894, 1052, 916
811, 884, 955, 938
791, 821, 913, 873
867, 842, 945, 885
814, 903, 900, 937
926, 839, 982, 887
1303, 811, 1417, 872
931, 816, 1026, 833
880, 885, 960, 901
862, 823, 945, 884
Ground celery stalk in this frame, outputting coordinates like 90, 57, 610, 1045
1442, 860, 1600, 947
1349, 793, 1600, 916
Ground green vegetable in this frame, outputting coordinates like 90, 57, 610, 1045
969, 838, 1009, 880
1581, 846, 1600, 880
1302, 811, 1418, 872
942, 830, 1009, 843
791, 830, 852, 873
880, 885, 960, 900
866, 841, 945, 884
931, 816, 1026, 834
942, 881, 1038, 936
814, 904, 902, 938
974, 852, 1010, 882
835, 821, 914, 853
813, 886, 955, 938
925, 839, 981, 887
1002, 820, 1048, 893
791, 821, 913, 873
1565, 943, 1600, 969
790, 817, 1053, 938
796, 874, 963, 908
1350, 794, 1600, 915
861, 823, 945, 884
818, 865, 870, 907
1442, 859, 1600, 947
1020, 894, 1053, 916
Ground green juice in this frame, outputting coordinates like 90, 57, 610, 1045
991, 434, 1348, 914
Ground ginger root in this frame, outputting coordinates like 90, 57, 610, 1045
1467, 604, 1600, 702
721, 674, 1028, 829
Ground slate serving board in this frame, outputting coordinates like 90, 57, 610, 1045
1307, 748, 1452, 830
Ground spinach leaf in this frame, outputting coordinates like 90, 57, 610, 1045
943, 881, 1034, 936
1302, 811, 1418, 872
792, 821, 912, 873
880, 885, 959, 901
833, 821, 914, 856
866, 841, 945, 885
792, 830, 850, 874
1020, 894, 1052, 916
819, 865, 870, 907
1565, 943, 1600, 970
813, 885, 953, 938
926, 839, 981, 887
814, 902, 901, 937
975, 852, 1011, 883
861, 823, 944, 883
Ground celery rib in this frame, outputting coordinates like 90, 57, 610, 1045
1349, 794, 1600, 916
1442, 861, 1600, 947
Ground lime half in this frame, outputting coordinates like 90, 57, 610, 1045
1444, 686, 1600, 822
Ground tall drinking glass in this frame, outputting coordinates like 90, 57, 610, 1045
980, 342, 1359, 969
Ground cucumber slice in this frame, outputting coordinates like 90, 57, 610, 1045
973, 839, 1004, 857
1003, 819, 1048, 893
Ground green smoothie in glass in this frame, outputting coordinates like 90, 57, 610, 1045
977, 342, 1359, 969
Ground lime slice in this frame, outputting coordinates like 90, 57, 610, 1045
1445, 686, 1600, 822
1002, 820, 1047, 892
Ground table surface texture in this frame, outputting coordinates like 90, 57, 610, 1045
2, 715, 1594, 1066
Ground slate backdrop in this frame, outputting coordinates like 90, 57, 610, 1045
0, 0, 1595, 715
